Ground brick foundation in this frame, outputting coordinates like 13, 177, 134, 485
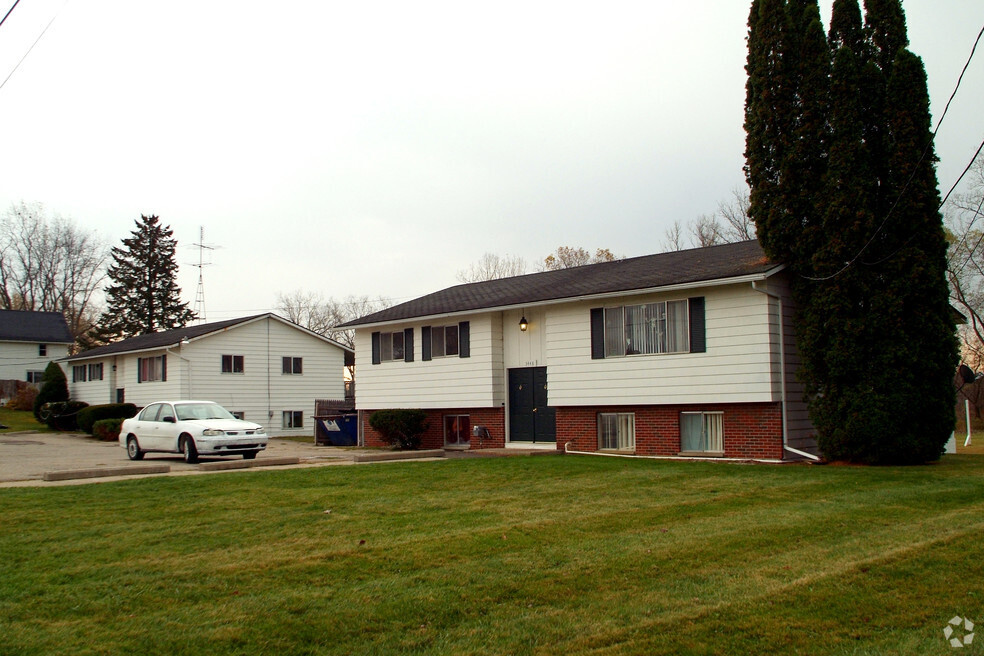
558, 403, 783, 460
359, 403, 783, 459
361, 408, 506, 450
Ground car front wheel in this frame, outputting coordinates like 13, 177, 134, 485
126, 436, 144, 461
181, 436, 199, 464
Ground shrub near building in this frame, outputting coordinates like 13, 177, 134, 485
77, 404, 138, 434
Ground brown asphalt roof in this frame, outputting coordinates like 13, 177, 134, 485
343, 240, 779, 327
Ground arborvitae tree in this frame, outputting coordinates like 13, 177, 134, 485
33, 361, 69, 421
745, 0, 796, 263
745, 0, 828, 268
98, 215, 195, 339
746, 0, 958, 464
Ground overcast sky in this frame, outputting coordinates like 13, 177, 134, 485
0, 1, 981, 322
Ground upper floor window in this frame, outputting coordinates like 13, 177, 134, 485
222, 355, 244, 374
282, 357, 303, 375
604, 300, 689, 356
39, 344, 47, 356
371, 328, 416, 364
137, 355, 166, 383
430, 325, 459, 357
591, 298, 705, 359
380, 332, 404, 362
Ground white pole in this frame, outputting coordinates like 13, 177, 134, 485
965, 399, 973, 447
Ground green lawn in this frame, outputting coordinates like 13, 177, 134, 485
0, 407, 47, 432
1, 455, 982, 655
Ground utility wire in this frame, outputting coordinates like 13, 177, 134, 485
0, 0, 68, 93
804, 21, 984, 281
0, 0, 22, 29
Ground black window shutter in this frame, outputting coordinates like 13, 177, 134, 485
422, 326, 432, 361
689, 297, 706, 353
137, 357, 143, 383
404, 328, 414, 362
590, 308, 606, 359
371, 332, 381, 365
458, 321, 470, 358
161, 354, 167, 381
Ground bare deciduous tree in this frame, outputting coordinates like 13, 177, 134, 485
456, 253, 528, 282
946, 154, 984, 368
276, 290, 390, 350
0, 202, 108, 348
662, 186, 754, 252
541, 247, 621, 271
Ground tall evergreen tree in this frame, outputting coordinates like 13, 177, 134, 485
745, 0, 958, 464
98, 215, 196, 339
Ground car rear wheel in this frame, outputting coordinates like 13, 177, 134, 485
126, 436, 144, 461
242, 451, 257, 460
181, 436, 199, 464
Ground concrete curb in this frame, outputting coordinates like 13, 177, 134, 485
197, 457, 301, 471
43, 464, 171, 481
352, 449, 446, 463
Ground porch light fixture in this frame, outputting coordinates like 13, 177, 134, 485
519, 316, 528, 331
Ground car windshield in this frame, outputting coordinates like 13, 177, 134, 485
174, 403, 236, 422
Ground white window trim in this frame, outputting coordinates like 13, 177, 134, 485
603, 299, 690, 358
598, 412, 636, 452
680, 411, 724, 455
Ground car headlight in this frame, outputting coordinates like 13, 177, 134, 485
202, 428, 225, 436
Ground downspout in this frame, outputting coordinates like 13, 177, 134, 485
164, 340, 193, 398
750, 281, 820, 462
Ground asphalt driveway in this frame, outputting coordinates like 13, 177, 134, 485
0, 432, 362, 485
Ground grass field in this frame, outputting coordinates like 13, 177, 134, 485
0, 407, 47, 432
1, 454, 983, 655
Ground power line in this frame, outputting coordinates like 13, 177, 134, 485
0, 0, 68, 93
0, 0, 23, 30
804, 22, 984, 281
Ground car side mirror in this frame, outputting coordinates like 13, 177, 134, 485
162, 416, 176, 423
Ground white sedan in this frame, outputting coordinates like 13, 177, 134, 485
120, 400, 268, 463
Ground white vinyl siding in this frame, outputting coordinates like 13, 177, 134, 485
546, 284, 785, 406
355, 314, 503, 409
66, 316, 347, 433
0, 341, 70, 382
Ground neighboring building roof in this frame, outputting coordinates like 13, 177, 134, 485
64, 313, 354, 362
343, 240, 781, 327
0, 310, 73, 343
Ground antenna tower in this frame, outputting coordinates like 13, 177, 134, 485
191, 226, 215, 324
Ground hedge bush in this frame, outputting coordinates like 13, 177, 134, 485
368, 409, 428, 450
77, 403, 138, 434
92, 418, 124, 442
39, 401, 89, 431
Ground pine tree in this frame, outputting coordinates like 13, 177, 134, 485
98, 215, 196, 338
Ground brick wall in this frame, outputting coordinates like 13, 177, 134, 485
361, 407, 506, 450
558, 403, 783, 460
361, 403, 782, 459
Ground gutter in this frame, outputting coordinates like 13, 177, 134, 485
164, 342, 193, 399
750, 281, 820, 462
